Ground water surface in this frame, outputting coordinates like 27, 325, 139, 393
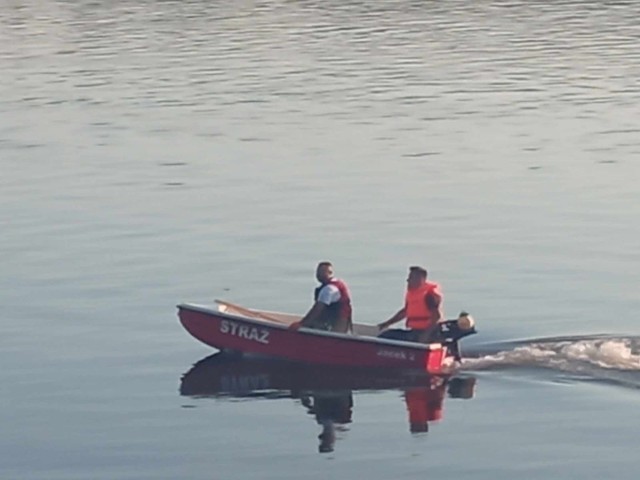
1, 1, 639, 478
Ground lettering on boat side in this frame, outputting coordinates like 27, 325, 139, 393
220, 320, 270, 344
377, 349, 415, 361
220, 374, 270, 393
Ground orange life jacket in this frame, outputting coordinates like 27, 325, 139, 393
405, 281, 441, 330
405, 386, 445, 427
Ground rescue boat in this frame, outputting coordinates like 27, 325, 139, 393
177, 300, 476, 374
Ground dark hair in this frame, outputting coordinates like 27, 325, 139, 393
317, 261, 333, 268
409, 266, 428, 278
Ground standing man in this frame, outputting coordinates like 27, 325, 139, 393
291, 261, 353, 333
377, 266, 443, 343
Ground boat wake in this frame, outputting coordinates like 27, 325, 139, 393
462, 335, 640, 389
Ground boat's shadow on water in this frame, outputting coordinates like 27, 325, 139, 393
462, 334, 640, 390
179, 353, 477, 452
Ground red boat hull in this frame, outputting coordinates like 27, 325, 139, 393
178, 304, 451, 373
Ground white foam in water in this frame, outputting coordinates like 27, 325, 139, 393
562, 339, 640, 370
463, 338, 640, 372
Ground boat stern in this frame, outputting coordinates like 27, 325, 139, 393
425, 344, 449, 373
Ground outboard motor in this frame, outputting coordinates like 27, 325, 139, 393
438, 312, 477, 361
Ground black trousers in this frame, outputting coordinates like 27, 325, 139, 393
377, 329, 423, 342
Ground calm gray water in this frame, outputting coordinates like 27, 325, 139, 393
1, 0, 639, 478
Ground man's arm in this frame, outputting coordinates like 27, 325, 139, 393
377, 307, 406, 331
292, 284, 339, 330
299, 301, 326, 327
425, 291, 442, 322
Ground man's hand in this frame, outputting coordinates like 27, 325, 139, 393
288, 321, 302, 331
379, 308, 405, 331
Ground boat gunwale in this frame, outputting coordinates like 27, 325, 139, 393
177, 303, 442, 352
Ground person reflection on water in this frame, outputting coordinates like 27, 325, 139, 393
404, 377, 447, 433
405, 376, 477, 433
289, 261, 353, 333
301, 392, 353, 453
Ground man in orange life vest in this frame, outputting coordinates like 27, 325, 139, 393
377, 266, 443, 343
290, 261, 353, 333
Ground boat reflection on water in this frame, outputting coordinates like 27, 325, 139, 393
180, 353, 476, 453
